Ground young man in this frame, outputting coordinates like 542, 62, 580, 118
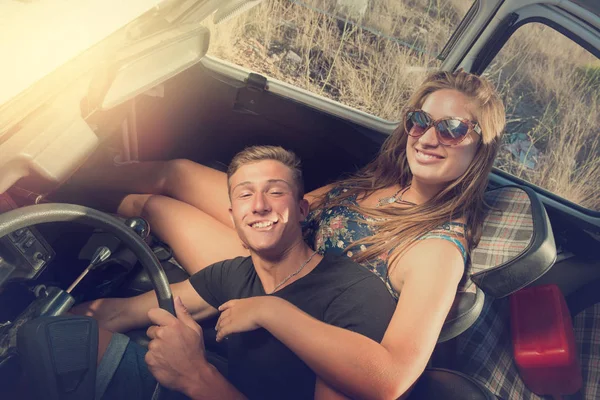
85, 146, 396, 399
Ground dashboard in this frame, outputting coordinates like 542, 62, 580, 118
0, 193, 54, 286
0, 192, 58, 392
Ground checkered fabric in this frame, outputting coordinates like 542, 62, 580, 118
454, 298, 600, 399
454, 297, 548, 399
573, 303, 600, 400
448, 186, 599, 399
459, 187, 534, 294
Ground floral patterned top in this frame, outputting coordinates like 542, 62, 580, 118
303, 187, 467, 299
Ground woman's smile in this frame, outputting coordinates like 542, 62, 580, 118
414, 148, 445, 164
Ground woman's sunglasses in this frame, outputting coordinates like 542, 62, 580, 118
404, 109, 482, 146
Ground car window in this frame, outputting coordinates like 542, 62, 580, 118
203, 0, 476, 121
485, 23, 600, 212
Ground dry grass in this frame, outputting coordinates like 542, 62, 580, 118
205, 0, 457, 119
487, 24, 600, 209
204, 0, 600, 210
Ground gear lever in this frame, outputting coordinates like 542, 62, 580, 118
66, 246, 111, 293
125, 217, 183, 273
124, 217, 150, 241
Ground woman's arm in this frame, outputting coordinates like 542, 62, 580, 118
314, 378, 351, 400
217, 240, 464, 400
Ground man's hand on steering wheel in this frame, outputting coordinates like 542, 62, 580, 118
146, 296, 209, 395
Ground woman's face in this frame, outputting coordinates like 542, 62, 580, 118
406, 89, 481, 189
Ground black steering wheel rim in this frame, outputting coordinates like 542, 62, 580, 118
0, 203, 175, 399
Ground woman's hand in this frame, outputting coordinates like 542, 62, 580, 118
215, 296, 281, 342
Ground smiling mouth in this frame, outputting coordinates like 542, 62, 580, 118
250, 220, 277, 229
416, 148, 444, 159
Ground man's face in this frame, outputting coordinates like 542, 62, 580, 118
229, 160, 309, 257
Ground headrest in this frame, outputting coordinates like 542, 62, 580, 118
461, 185, 556, 298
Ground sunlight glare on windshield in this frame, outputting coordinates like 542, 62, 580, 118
0, 0, 159, 106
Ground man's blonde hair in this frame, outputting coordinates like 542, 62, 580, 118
227, 145, 304, 199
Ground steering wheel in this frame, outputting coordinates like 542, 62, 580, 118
0, 203, 175, 400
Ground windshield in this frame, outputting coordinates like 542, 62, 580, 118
0, 0, 218, 138
204, 0, 475, 121
0, 0, 165, 107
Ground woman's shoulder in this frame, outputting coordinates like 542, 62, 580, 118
305, 183, 338, 207
417, 220, 468, 263
307, 184, 354, 201
319, 185, 348, 200
428, 221, 467, 237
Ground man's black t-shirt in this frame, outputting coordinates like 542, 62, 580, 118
189, 253, 396, 400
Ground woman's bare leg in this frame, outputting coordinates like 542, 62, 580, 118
139, 195, 247, 274
156, 160, 231, 226
59, 158, 331, 273
61, 159, 232, 227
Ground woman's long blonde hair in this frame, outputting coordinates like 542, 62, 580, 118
317, 70, 506, 268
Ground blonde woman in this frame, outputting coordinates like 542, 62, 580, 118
74, 70, 505, 399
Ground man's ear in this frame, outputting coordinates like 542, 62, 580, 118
299, 198, 310, 221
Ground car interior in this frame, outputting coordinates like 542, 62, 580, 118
0, 0, 599, 399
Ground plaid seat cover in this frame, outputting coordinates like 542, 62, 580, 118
459, 186, 534, 294
450, 186, 599, 399
455, 299, 600, 399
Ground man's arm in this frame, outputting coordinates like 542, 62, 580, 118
184, 363, 247, 400
72, 279, 217, 332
